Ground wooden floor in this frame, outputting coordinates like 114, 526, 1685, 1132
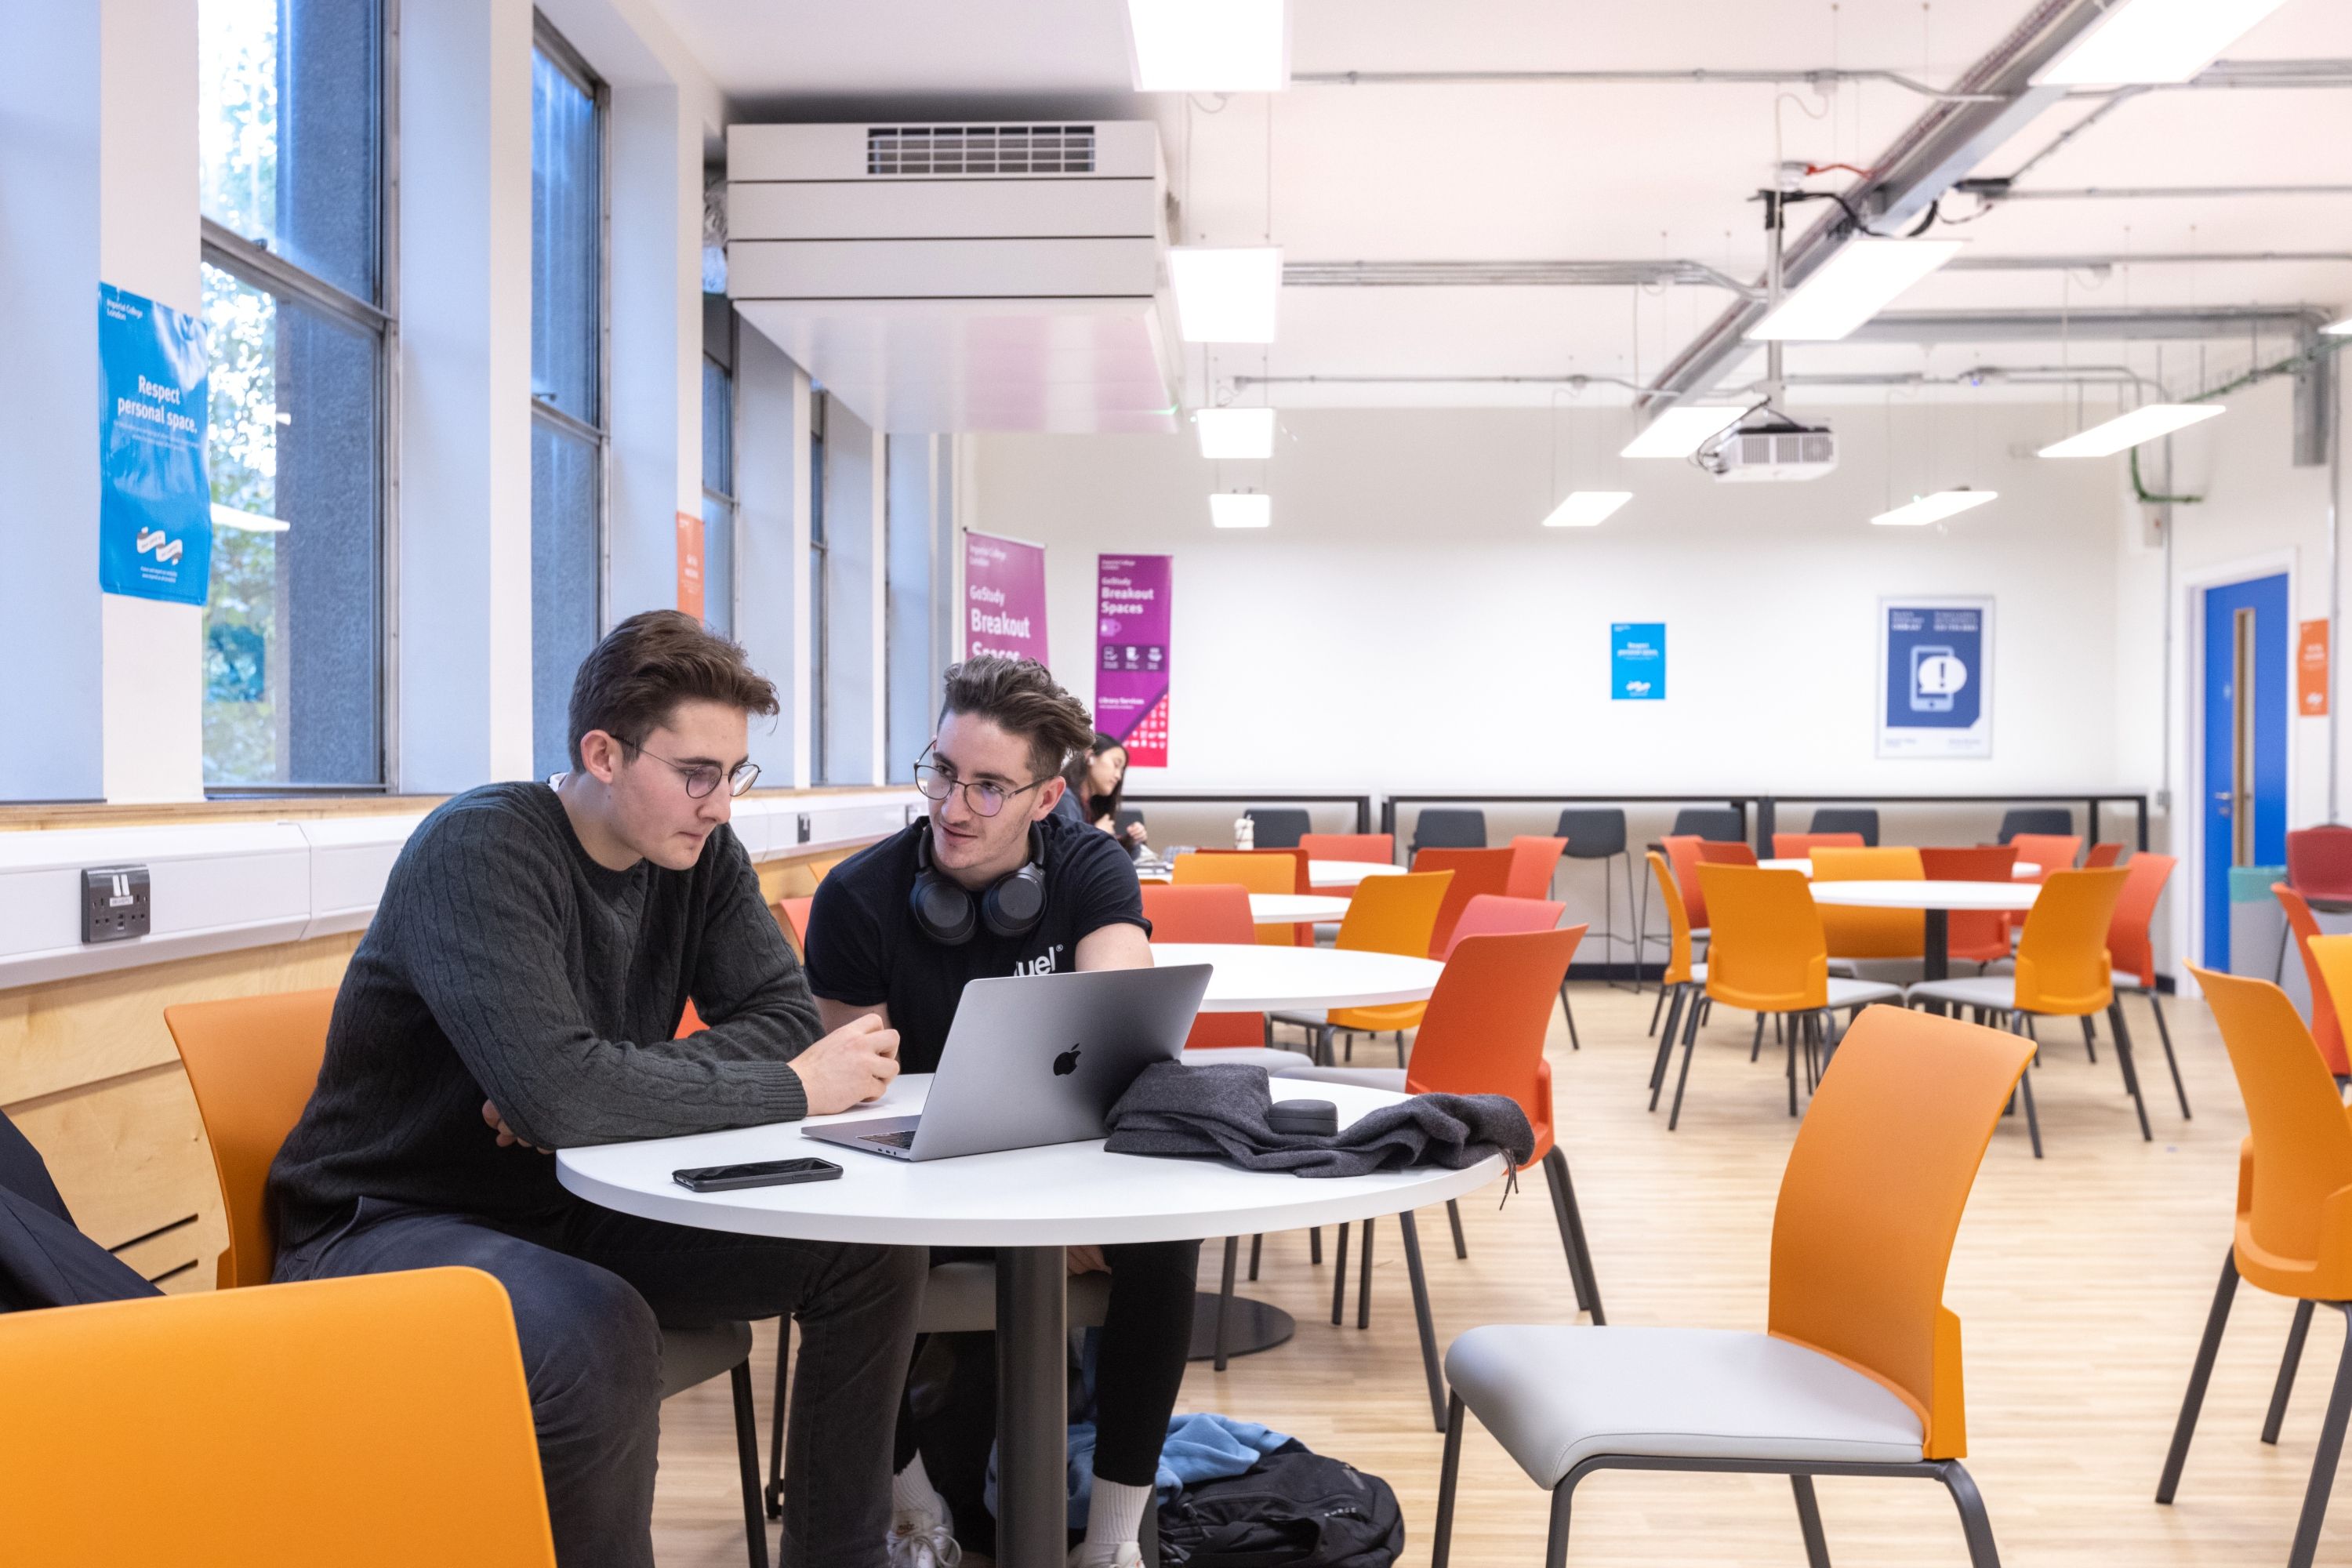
649, 982, 2346, 1567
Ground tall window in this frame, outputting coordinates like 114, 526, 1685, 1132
198, 0, 388, 791
700, 303, 736, 638
808, 390, 829, 783
529, 22, 606, 780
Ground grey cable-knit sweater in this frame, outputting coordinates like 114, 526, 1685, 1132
267, 782, 822, 1253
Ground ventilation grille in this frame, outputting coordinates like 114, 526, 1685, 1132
866, 125, 1097, 176
1732, 431, 1835, 466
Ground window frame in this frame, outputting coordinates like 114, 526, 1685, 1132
700, 316, 739, 635
198, 0, 399, 798
809, 389, 830, 786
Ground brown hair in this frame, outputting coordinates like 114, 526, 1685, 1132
568, 610, 779, 768
938, 656, 1094, 781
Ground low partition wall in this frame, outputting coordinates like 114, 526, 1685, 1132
0, 788, 916, 1295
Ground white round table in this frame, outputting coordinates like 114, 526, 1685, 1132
1763, 857, 2041, 878
1308, 860, 1407, 890
1152, 942, 1445, 1013
1807, 879, 2041, 979
557, 1076, 1504, 1566
1250, 893, 1354, 925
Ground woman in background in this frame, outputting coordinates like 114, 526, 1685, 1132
1072, 732, 1148, 852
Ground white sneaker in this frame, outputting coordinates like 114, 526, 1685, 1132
1067, 1544, 1145, 1568
887, 1502, 962, 1568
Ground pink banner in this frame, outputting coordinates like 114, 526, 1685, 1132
962, 532, 1048, 663
1096, 554, 1171, 768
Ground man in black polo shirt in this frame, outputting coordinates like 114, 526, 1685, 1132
806, 657, 1193, 1568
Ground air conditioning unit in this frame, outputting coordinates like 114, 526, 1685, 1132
1707, 420, 1839, 482
726, 122, 1178, 435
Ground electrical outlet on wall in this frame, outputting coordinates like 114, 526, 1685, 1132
82, 865, 151, 944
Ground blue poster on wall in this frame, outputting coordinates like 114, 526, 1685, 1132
98, 282, 212, 604
1610, 622, 1665, 701
1878, 597, 1993, 757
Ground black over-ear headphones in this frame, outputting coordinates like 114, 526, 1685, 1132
909, 819, 1050, 946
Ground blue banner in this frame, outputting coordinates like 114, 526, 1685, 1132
1610, 622, 1665, 701
1878, 598, 1993, 757
98, 283, 212, 604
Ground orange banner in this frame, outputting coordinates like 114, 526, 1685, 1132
677, 510, 705, 621
2299, 618, 2330, 717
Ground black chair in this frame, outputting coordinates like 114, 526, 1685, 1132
1997, 808, 2074, 843
1668, 807, 1745, 843
1411, 808, 1488, 855
1245, 808, 1312, 849
1807, 808, 1879, 846
1557, 810, 1639, 1005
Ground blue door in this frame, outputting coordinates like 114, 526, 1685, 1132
2202, 572, 2289, 967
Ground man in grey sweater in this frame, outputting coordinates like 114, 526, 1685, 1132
270, 611, 923, 1568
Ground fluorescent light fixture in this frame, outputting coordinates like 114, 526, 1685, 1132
1871, 490, 1999, 528
1749, 239, 1962, 341
2325, 315, 2352, 336
2036, 0, 2292, 85
211, 503, 288, 534
1196, 407, 1276, 459
1542, 491, 1634, 528
1127, 0, 1288, 92
1621, 405, 1747, 459
2038, 403, 2227, 458
1210, 492, 1272, 529
1169, 247, 1282, 343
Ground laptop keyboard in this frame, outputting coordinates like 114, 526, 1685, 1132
861, 1129, 916, 1149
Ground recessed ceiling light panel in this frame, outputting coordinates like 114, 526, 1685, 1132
2038, 403, 2226, 458
1621, 405, 1748, 459
2035, 0, 2292, 86
1210, 492, 1272, 528
1749, 239, 1963, 342
1196, 408, 1276, 459
1127, 0, 1289, 93
1871, 490, 2000, 527
1542, 492, 1634, 528
1169, 247, 1283, 343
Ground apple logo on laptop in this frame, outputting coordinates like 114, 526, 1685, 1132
1052, 1044, 1082, 1077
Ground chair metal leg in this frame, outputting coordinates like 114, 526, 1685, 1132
2269, 1299, 2318, 1444
1544, 1146, 1605, 1323
1213, 1236, 1240, 1372
1329, 1224, 1350, 1324
2018, 1067, 2043, 1159
1247, 1232, 1263, 1282
1752, 1012, 1767, 1063
1431, 1391, 1466, 1568
730, 1360, 773, 1568
1446, 1198, 1468, 1259
2107, 1001, 2153, 1141
1936, 1459, 2004, 1568
1544, 1481, 1574, 1568
1309, 1225, 1321, 1265
2287, 1303, 2352, 1568
764, 1324, 789, 1519
1668, 990, 1703, 1131
1791, 1473, 1831, 1568
1398, 1211, 1448, 1432
1562, 986, 1581, 1051
1356, 1216, 1376, 1330
2080, 1014, 2099, 1064
1649, 973, 1669, 1035
2158, 1250, 2242, 1502
2148, 990, 2191, 1118
1650, 985, 1686, 1108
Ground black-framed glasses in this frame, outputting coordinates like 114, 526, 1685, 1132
913, 758, 1048, 818
625, 741, 761, 799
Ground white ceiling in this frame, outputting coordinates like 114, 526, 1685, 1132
657, 0, 2352, 408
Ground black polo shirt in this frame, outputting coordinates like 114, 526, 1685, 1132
804, 814, 1149, 1073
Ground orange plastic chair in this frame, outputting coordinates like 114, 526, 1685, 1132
2085, 842, 2125, 869
1697, 840, 1760, 866
1810, 846, 1927, 962
1661, 834, 1713, 934
1174, 851, 1302, 946
1435, 1004, 2030, 1568
2107, 853, 2189, 1116
1412, 847, 1515, 959
1906, 867, 2139, 1157
1284, 871, 1455, 1062
1505, 836, 1568, 901
1643, 851, 1707, 1097
2008, 833, 2082, 879
0, 1268, 558, 1566
1773, 832, 1866, 858
1667, 866, 1903, 1129
775, 895, 813, 953
2161, 965, 2352, 1565
1921, 845, 2021, 966
1282, 926, 1599, 1431
1141, 883, 1267, 1051
1299, 833, 1394, 866
2274, 884, 2352, 1076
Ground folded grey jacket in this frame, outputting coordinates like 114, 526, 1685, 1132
1103, 1062, 1534, 1177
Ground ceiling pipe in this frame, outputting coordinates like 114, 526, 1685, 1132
1290, 67, 2000, 101
1280, 253, 2352, 295
1960, 182, 2352, 201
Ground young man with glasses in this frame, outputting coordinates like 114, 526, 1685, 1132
270, 611, 924, 1568
804, 656, 1191, 1568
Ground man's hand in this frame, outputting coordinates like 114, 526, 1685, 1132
786, 1013, 903, 1116
1067, 1244, 1109, 1276
482, 1098, 550, 1154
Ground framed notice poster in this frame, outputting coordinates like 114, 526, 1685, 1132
1610, 622, 1665, 701
1878, 597, 1992, 758
98, 282, 212, 604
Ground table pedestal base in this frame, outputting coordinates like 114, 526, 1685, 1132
1189, 1291, 1297, 1362
995, 1246, 1067, 1567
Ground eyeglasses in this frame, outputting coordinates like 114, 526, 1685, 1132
625, 742, 761, 800
913, 759, 1049, 818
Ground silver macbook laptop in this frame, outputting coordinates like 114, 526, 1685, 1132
802, 964, 1211, 1162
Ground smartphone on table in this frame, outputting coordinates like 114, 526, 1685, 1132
673, 1156, 843, 1192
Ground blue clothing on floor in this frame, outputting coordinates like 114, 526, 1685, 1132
986, 1412, 1290, 1527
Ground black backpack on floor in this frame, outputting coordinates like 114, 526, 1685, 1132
1158, 1441, 1403, 1568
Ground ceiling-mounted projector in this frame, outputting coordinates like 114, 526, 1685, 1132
1700, 416, 1838, 482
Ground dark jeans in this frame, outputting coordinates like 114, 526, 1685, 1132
277, 1197, 925, 1568
895, 1240, 1200, 1489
